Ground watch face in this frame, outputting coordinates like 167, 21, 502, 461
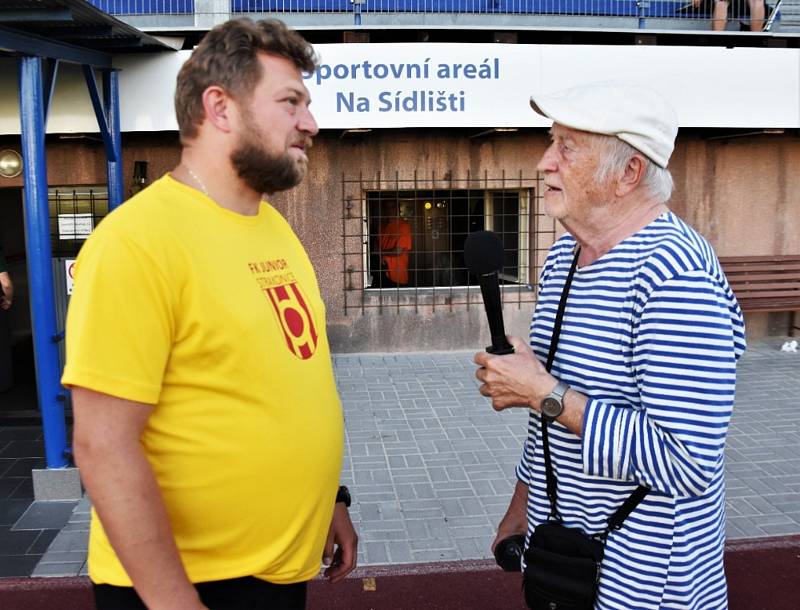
541, 397, 562, 418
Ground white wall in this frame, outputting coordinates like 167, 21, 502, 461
1, 44, 797, 134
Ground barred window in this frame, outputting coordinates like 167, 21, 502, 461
342, 172, 557, 313
366, 188, 529, 289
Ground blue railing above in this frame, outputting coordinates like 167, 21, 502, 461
87, 0, 778, 27
232, 0, 693, 17
87, 1, 195, 15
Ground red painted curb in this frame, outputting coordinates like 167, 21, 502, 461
0, 576, 93, 610
1, 536, 797, 610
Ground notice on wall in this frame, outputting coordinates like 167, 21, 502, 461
57, 213, 93, 240
65, 259, 76, 296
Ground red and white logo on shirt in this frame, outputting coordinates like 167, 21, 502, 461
265, 282, 318, 360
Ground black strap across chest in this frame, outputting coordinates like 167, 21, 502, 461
540, 245, 649, 540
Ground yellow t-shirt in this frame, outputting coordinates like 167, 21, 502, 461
62, 174, 344, 586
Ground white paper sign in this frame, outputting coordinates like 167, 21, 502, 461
57, 213, 94, 240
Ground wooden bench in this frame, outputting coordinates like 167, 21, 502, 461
719, 255, 800, 336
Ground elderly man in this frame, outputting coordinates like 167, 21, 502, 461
64, 19, 356, 610
475, 82, 745, 610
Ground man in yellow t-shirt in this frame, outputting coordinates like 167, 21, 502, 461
62, 19, 358, 610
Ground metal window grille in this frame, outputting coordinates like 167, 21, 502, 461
341, 170, 558, 313
48, 186, 109, 257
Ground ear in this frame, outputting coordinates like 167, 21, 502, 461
615, 154, 647, 197
200, 85, 235, 134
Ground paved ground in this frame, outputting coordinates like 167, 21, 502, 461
1, 336, 799, 579
0, 426, 67, 578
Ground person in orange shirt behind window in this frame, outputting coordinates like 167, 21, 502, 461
378, 203, 413, 288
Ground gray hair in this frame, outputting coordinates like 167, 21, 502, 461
593, 135, 674, 203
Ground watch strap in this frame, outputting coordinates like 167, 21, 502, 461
549, 380, 569, 402
335, 485, 351, 508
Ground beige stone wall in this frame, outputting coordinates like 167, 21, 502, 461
671, 134, 800, 256
2, 129, 796, 349
668, 133, 800, 339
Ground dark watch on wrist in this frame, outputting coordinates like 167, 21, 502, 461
541, 380, 569, 421
335, 485, 351, 508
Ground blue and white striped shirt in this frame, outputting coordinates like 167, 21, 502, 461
518, 211, 746, 610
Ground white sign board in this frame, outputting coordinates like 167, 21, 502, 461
2, 44, 798, 134
65, 259, 76, 296
57, 213, 94, 240
303, 44, 800, 129
109, 44, 800, 131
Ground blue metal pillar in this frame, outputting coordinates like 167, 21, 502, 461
103, 69, 124, 209
43, 59, 60, 125
18, 56, 69, 469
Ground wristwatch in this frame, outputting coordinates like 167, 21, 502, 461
335, 485, 351, 508
541, 380, 570, 421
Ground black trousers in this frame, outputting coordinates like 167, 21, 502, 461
93, 577, 307, 610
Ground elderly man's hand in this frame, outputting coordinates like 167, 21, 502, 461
474, 336, 555, 412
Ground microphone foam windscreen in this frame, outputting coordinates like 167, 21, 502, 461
464, 230, 505, 275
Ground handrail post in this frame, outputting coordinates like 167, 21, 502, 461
352, 0, 364, 27
637, 0, 650, 28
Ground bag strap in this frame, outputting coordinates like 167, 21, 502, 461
603, 484, 650, 538
541, 246, 580, 520
540, 245, 649, 538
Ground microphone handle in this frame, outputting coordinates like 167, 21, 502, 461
477, 272, 515, 355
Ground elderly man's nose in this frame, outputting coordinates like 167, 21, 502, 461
537, 144, 558, 172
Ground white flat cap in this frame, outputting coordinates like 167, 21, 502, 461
530, 81, 679, 168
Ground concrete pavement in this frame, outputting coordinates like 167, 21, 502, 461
20, 336, 800, 578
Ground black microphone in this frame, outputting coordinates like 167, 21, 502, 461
464, 231, 514, 355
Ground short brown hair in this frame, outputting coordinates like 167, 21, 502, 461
174, 18, 317, 141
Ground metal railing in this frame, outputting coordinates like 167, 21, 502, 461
89, 1, 195, 14
85, 0, 790, 31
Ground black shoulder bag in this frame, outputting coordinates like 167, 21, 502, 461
523, 247, 649, 610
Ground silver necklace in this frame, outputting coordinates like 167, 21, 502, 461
185, 166, 208, 196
